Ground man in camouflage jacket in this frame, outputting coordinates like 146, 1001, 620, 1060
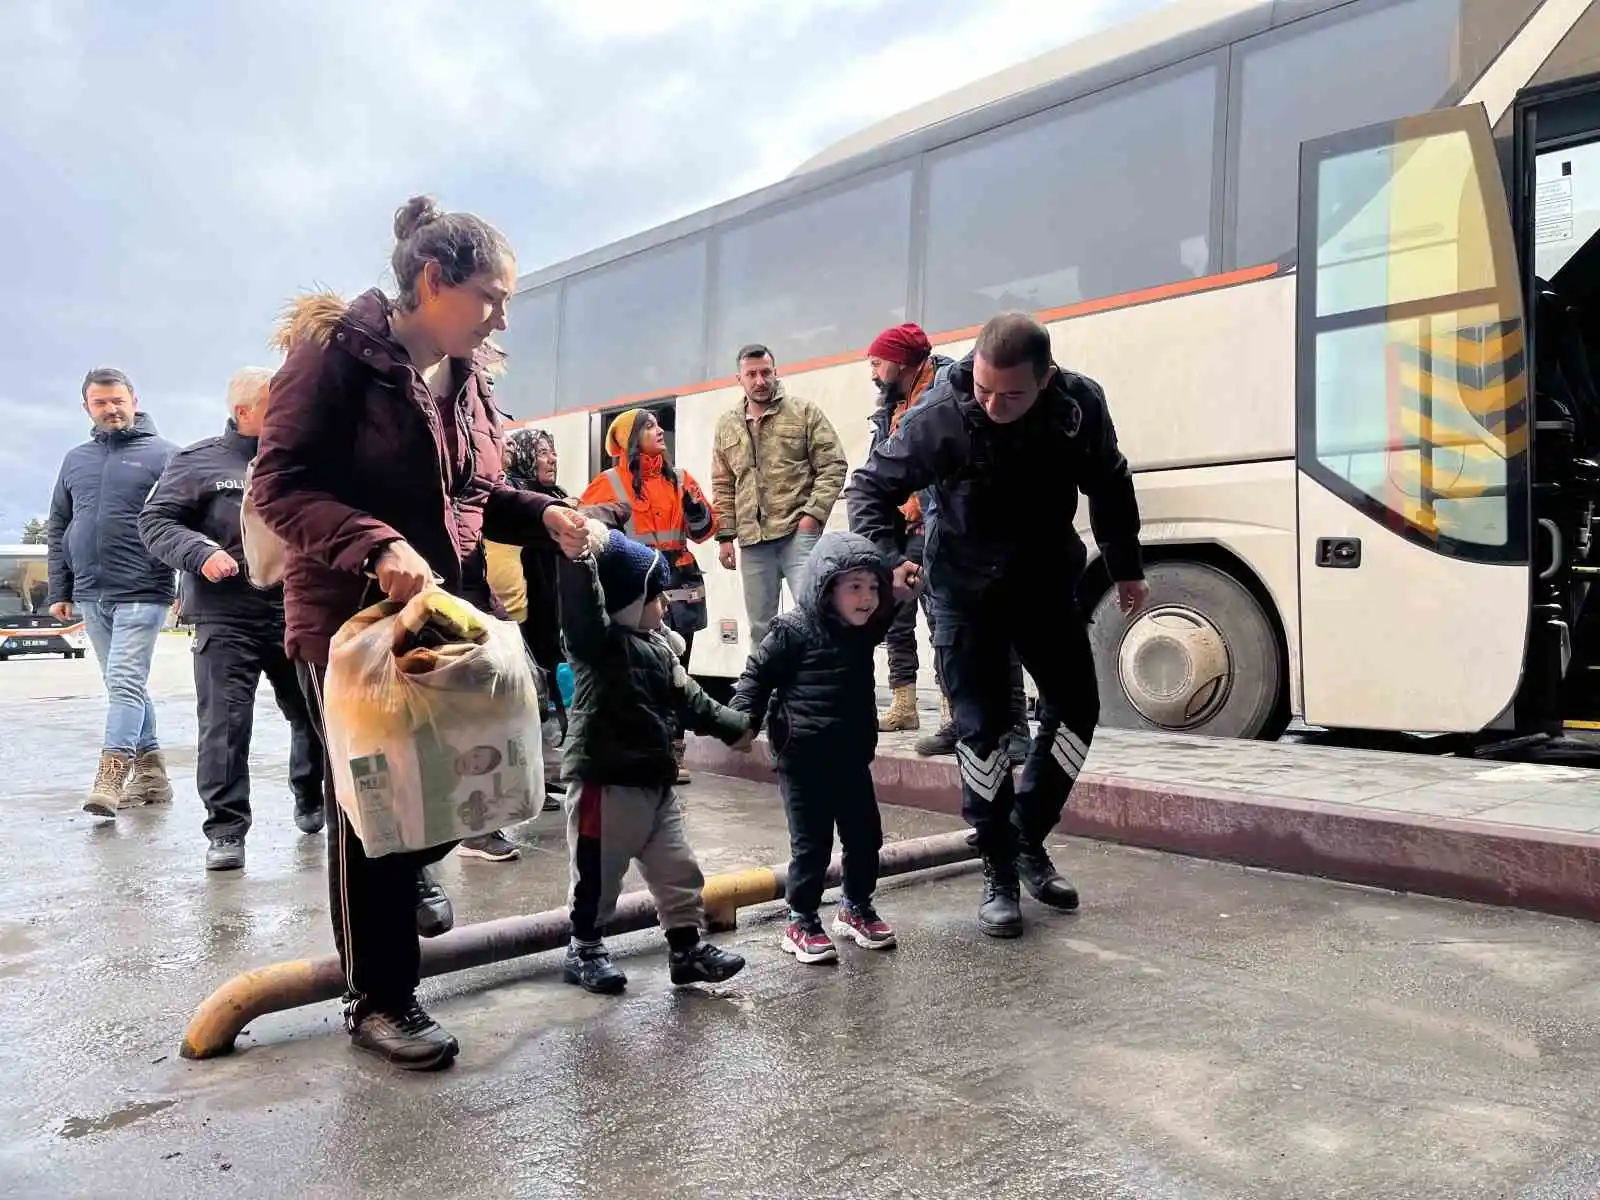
711, 343, 848, 648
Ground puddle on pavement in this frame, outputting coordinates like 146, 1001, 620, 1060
58, 1099, 176, 1140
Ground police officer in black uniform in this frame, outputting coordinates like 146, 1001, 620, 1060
846, 312, 1149, 939
140, 368, 322, 871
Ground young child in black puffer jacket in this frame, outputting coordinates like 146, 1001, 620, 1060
732, 530, 898, 964
559, 523, 754, 995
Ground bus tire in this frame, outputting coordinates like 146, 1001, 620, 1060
1087, 560, 1285, 741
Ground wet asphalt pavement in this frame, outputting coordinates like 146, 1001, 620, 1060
5, 640, 1600, 1199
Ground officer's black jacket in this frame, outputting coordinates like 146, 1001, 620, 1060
845, 351, 1143, 611
140, 421, 283, 628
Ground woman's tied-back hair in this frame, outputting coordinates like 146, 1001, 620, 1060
391, 195, 514, 312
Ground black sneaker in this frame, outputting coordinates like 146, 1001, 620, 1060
542, 792, 563, 813
205, 835, 245, 872
294, 800, 325, 836
563, 943, 628, 994
978, 858, 1023, 939
458, 831, 520, 862
1017, 843, 1080, 911
669, 940, 746, 985
347, 1000, 458, 1071
415, 869, 454, 938
914, 722, 958, 757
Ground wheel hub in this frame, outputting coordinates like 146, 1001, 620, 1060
1115, 604, 1233, 729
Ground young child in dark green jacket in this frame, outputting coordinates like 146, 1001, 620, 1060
559, 523, 753, 994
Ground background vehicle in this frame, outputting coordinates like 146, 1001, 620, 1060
493, 0, 1600, 741
0, 546, 87, 661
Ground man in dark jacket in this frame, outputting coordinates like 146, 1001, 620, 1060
140, 368, 323, 871
867, 337, 1030, 760
47, 367, 179, 818
846, 312, 1149, 939
865, 323, 948, 735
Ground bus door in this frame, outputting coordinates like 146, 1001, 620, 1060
1293, 105, 1532, 733
1510, 71, 1600, 729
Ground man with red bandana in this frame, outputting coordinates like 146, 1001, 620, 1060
866, 324, 1031, 763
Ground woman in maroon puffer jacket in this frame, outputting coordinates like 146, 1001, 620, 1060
254, 195, 589, 1072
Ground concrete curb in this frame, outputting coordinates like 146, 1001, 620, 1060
685, 736, 1600, 922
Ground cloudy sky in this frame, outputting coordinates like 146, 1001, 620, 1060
2, 0, 1167, 538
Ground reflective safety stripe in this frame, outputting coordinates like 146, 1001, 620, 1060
1050, 728, 1088, 780
604, 466, 687, 550
664, 587, 705, 604
955, 742, 1008, 802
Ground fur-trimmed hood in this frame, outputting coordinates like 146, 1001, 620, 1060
270, 287, 507, 377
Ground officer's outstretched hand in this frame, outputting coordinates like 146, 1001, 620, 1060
891, 560, 922, 603
1116, 579, 1150, 619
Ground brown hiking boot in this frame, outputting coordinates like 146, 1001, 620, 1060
123, 749, 174, 806
673, 738, 691, 785
84, 751, 133, 818
878, 685, 920, 732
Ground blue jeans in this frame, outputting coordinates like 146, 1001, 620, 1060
81, 600, 166, 754
739, 529, 819, 648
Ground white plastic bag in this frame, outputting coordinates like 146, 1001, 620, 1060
323, 591, 543, 857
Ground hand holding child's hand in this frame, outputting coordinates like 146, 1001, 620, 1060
583, 518, 611, 558
731, 730, 756, 753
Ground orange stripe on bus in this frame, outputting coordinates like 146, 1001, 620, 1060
508, 261, 1285, 427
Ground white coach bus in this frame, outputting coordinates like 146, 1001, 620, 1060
497, 0, 1600, 742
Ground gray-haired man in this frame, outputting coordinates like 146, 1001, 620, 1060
140, 369, 323, 871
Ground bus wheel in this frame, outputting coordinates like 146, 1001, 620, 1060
1088, 560, 1285, 741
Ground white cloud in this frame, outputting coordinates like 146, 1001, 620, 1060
0, 0, 1174, 537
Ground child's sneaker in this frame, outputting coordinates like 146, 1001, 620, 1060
782, 914, 839, 964
833, 901, 897, 950
563, 943, 627, 995
668, 940, 746, 985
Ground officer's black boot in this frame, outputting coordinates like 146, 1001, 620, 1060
1017, 842, 1080, 911
978, 857, 1023, 938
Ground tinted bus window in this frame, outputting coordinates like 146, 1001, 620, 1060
558, 239, 709, 410
1230, 0, 1469, 270
713, 169, 913, 364
498, 285, 560, 420
922, 63, 1218, 332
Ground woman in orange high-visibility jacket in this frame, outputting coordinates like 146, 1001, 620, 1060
580, 408, 716, 782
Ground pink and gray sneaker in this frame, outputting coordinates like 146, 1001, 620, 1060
833, 901, 897, 950
782, 914, 838, 964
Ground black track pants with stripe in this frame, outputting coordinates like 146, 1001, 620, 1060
298, 662, 458, 1015
932, 587, 1099, 859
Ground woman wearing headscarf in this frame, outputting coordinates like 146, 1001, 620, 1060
580, 408, 714, 783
